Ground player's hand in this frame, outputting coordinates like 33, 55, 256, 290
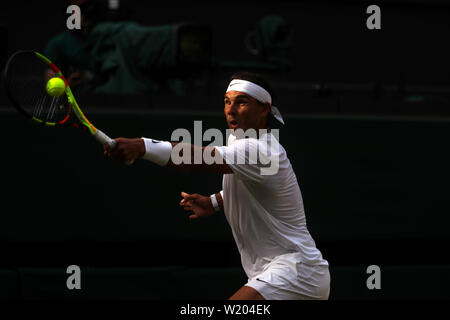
104, 137, 145, 163
179, 192, 215, 219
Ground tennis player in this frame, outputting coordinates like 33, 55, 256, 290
104, 72, 330, 300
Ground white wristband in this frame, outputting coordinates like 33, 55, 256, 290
141, 138, 172, 166
210, 194, 220, 212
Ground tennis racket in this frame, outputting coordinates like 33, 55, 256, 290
3, 50, 131, 163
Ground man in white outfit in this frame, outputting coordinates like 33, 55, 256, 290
104, 72, 330, 300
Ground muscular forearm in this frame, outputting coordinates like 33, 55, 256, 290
107, 138, 232, 175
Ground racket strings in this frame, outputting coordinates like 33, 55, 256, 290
6, 52, 71, 124
33, 94, 46, 119
46, 96, 61, 122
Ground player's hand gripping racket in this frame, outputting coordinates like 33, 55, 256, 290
3, 50, 133, 164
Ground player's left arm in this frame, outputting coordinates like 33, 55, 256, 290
104, 137, 233, 174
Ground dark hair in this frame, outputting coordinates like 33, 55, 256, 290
230, 71, 281, 129
230, 71, 273, 100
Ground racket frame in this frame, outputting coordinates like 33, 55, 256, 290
4, 50, 118, 148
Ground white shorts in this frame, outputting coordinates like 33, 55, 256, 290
246, 253, 330, 300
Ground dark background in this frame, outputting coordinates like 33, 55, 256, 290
0, 0, 450, 301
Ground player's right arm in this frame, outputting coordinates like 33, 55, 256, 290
166, 142, 232, 174
104, 137, 233, 175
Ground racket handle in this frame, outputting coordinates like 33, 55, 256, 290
95, 129, 134, 165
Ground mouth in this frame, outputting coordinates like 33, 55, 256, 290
228, 119, 238, 129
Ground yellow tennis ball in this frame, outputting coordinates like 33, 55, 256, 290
46, 77, 66, 97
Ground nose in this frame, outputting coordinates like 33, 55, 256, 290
226, 101, 237, 116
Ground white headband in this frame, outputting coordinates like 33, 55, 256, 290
226, 79, 285, 125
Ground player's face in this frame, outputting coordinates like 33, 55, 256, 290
224, 91, 270, 131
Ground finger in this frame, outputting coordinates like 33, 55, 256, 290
189, 214, 199, 219
181, 191, 191, 199
180, 199, 192, 206
181, 193, 197, 202
181, 201, 192, 208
